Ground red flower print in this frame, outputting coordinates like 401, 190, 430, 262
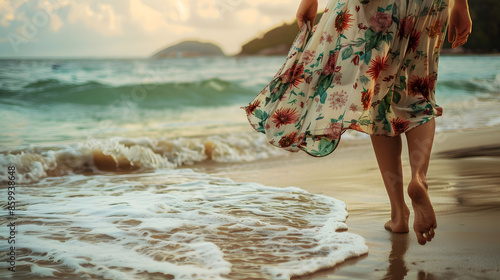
302, 50, 316, 65
349, 103, 358, 111
436, 37, 443, 49
355, 6, 360, 12
291, 64, 305, 88
407, 30, 422, 53
407, 74, 437, 100
428, 19, 443, 38
436, 106, 443, 116
245, 100, 261, 115
279, 131, 298, 148
305, 74, 313, 84
297, 133, 307, 148
335, 10, 354, 33
369, 12, 393, 33
358, 23, 368, 30
391, 117, 410, 134
322, 51, 339, 76
271, 108, 300, 128
280, 63, 304, 87
366, 54, 389, 81
323, 122, 342, 140
361, 88, 373, 110
334, 71, 342, 85
348, 122, 362, 132
351, 55, 360, 66
423, 107, 433, 115
326, 34, 333, 43
383, 75, 395, 82
328, 90, 348, 110
280, 64, 296, 84
398, 16, 415, 38
373, 83, 381, 95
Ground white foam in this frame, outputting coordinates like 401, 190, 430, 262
0, 133, 286, 184
4, 169, 368, 279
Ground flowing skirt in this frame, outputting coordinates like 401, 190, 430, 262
244, 0, 450, 157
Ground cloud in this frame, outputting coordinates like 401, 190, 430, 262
236, 8, 259, 25
0, 0, 330, 57
129, 0, 193, 34
68, 2, 123, 36
50, 14, 63, 31
0, 0, 29, 27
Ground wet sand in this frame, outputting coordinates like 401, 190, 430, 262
203, 126, 500, 280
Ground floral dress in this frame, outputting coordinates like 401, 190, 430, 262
244, 0, 449, 157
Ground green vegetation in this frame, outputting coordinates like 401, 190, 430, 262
239, 3, 499, 56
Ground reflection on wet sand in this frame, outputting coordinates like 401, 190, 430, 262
382, 233, 409, 280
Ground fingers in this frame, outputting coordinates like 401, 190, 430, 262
297, 18, 304, 29
452, 28, 470, 49
448, 24, 456, 43
448, 25, 471, 49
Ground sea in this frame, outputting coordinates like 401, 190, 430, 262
0, 55, 499, 279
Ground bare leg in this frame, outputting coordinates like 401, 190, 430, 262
406, 119, 437, 245
370, 134, 410, 233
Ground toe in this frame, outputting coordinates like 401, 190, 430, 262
426, 231, 432, 242
416, 232, 427, 245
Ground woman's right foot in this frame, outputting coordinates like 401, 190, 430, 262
408, 179, 437, 245
385, 206, 410, 233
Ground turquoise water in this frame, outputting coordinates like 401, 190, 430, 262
0, 55, 499, 279
1, 56, 499, 150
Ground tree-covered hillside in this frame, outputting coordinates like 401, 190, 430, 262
239, 3, 499, 56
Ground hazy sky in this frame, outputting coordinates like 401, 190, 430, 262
0, 0, 329, 58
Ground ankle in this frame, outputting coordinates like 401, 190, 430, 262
390, 204, 410, 219
408, 178, 428, 201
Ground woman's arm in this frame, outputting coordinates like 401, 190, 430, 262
296, 0, 318, 29
448, 0, 472, 49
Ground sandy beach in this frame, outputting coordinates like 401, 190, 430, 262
201, 126, 500, 280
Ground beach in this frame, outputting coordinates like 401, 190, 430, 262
1, 55, 499, 279
207, 126, 500, 280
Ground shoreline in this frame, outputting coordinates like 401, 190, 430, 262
204, 126, 500, 280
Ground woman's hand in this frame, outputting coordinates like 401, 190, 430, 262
448, 0, 472, 49
296, 0, 318, 29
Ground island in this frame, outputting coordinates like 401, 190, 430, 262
151, 40, 225, 59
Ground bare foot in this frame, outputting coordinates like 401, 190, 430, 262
384, 206, 410, 233
408, 179, 437, 245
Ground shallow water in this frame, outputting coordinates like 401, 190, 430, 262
0, 169, 367, 279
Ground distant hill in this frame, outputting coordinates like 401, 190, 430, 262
151, 41, 225, 59
238, 14, 323, 56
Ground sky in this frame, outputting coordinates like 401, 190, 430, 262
0, 0, 329, 58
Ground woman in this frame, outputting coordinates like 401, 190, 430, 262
245, 0, 472, 245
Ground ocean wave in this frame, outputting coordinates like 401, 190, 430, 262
437, 73, 500, 95
1, 78, 256, 108
0, 133, 286, 184
1, 169, 368, 279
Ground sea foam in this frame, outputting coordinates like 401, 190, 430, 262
0, 133, 287, 184
0, 169, 368, 280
